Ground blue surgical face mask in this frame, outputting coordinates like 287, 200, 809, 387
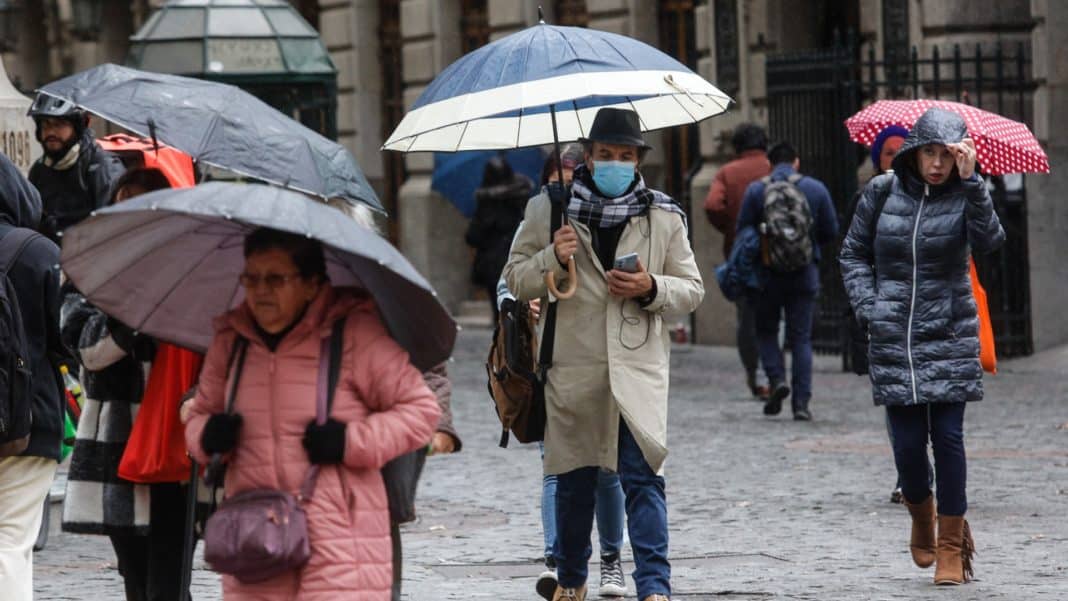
591, 160, 636, 197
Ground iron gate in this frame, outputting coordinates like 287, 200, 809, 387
766, 39, 1035, 363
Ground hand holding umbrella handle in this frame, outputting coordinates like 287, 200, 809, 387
545, 256, 578, 299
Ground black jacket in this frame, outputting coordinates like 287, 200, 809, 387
839, 108, 1005, 406
0, 152, 65, 460
28, 130, 125, 243
464, 175, 533, 288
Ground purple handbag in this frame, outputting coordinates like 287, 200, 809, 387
202, 320, 345, 584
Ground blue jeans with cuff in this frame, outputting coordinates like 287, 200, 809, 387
555, 420, 670, 598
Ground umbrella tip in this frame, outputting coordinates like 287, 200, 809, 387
538, 5, 545, 23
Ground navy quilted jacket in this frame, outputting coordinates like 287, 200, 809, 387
839, 108, 1005, 406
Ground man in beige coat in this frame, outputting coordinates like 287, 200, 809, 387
503, 108, 704, 601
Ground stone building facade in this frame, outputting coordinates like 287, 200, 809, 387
3, 0, 1065, 352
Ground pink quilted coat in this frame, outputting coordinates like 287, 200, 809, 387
185, 286, 441, 601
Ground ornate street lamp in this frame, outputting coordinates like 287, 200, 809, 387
0, 0, 23, 52
70, 0, 104, 41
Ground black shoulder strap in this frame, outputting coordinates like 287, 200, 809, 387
223, 337, 249, 414
538, 187, 564, 379
326, 317, 347, 414
0, 229, 41, 276
868, 174, 894, 242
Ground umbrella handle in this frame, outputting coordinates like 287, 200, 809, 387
545, 256, 578, 300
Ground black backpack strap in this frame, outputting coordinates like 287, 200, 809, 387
326, 317, 347, 414
0, 229, 41, 276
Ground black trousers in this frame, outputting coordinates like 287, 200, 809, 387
109, 483, 191, 601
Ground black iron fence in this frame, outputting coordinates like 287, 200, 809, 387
767, 38, 1035, 364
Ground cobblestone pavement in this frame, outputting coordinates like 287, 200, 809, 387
35, 327, 1068, 600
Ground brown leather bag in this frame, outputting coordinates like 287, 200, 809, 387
485, 298, 545, 447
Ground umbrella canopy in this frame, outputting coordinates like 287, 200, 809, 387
382, 23, 732, 152
845, 99, 1049, 175
38, 64, 384, 212
431, 147, 545, 217
60, 182, 454, 371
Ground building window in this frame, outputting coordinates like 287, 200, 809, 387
555, 0, 588, 27
461, 0, 489, 52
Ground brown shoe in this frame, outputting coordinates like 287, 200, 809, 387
933, 515, 975, 585
552, 584, 587, 601
642, 595, 670, 601
903, 494, 936, 568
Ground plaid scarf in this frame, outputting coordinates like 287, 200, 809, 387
568, 164, 686, 228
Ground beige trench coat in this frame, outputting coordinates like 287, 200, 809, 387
503, 191, 704, 475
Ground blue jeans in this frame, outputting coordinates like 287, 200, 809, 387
887, 402, 967, 516
555, 420, 670, 598
541, 443, 625, 559
752, 274, 816, 406
885, 409, 934, 491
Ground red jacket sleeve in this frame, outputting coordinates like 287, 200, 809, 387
704, 168, 732, 233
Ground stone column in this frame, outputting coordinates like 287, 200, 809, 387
0, 57, 39, 174
395, 0, 470, 313
1027, 0, 1068, 351
317, 0, 385, 197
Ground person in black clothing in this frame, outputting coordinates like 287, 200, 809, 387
0, 151, 65, 599
27, 93, 125, 243
465, 156, 533, 320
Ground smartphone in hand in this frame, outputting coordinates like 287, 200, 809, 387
613, 252, 640, 273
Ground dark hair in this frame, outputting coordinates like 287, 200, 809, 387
481, 156, 515, 188
767, 142, 798, 166
110, 167, 172, 203
243, 227, 328, 281
540, 144, 584, 185
731, 123, 767, 153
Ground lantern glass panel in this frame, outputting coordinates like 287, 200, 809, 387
140, 40, 204, 74
207, 8, 272, 37
153, 8, 206, 39
264, 8, 314, 36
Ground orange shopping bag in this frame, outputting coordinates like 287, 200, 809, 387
969, 258, 997, 374
118, 343, 204, 483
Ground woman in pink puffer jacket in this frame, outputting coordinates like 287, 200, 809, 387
185, 227, 441, 601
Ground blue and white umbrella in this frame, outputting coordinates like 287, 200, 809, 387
383, 21, 732, 152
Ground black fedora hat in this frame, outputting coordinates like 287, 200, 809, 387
579, 107, 652, 150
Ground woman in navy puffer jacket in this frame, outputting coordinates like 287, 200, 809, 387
840, 107, 1004, 586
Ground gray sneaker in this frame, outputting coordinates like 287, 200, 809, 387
598, 555, 627, 597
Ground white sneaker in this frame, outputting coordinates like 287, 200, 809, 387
598, 556, 627, 597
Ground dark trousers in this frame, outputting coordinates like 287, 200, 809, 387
753, 284, 816, 406
735, 297, 760, 378
556, 420, 670, 599
886, 402, 967, 516
108, 483, 190, 601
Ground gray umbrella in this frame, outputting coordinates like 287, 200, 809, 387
38, 64, 384, 213
60, 182, 453, 371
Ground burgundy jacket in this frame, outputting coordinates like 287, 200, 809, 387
703, 149, 770, 260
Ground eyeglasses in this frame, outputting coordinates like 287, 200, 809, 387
238, 272, 302, 290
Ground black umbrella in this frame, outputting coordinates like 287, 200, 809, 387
38, 64, 384, 213
60, 182, 454, 371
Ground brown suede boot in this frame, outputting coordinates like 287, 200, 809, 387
934, 515, 975, 585
552, 584, 587, 601
904, 495, 936, 568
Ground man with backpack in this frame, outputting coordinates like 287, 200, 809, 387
0, 151, 65, 599
736, 142, 838, 421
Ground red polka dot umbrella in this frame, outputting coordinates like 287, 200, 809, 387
844, 99, 1050, 175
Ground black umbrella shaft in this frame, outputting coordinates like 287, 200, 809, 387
549, 103, 568, 225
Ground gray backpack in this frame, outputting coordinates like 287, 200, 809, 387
760, 174, 813, 272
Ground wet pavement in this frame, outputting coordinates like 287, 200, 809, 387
34, 326, 1068, 600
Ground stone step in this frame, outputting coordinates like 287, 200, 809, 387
456, 299, 493, 329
